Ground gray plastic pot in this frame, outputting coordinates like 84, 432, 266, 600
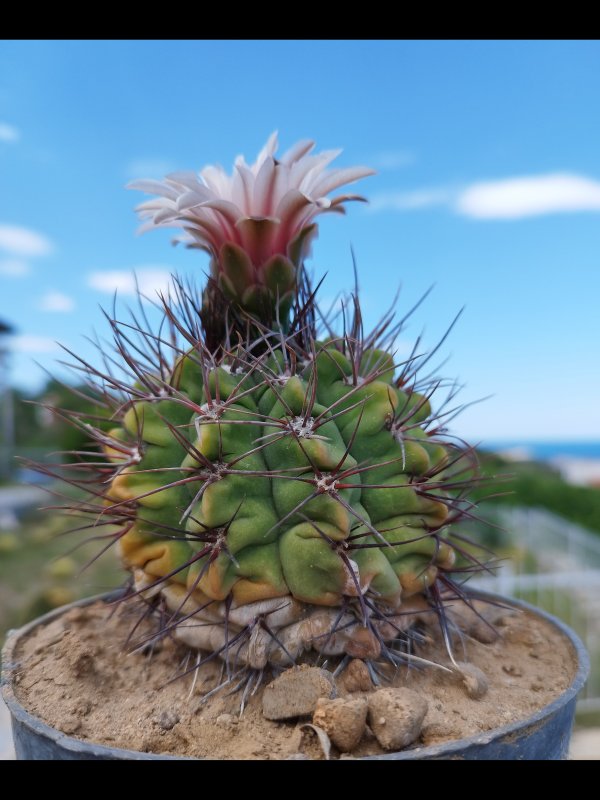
1, 592, 590, 760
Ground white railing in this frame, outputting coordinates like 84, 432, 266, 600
471, 506, 600, 713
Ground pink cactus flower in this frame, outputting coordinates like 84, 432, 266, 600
129, 133, 374, 314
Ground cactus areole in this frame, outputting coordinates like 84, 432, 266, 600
43, 135, 487, 676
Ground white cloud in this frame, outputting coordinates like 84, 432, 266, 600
39, 291, 75, 312
369, 172, 600, 221
11, 334, 59, 354
87, 266, 173, 297
369, 188, 452, 212
455, 173, 600, 219
0, 122, 19, 144
0, 258, 30, 277
370, 150, 415, 170
126, 158, 176, 180
0, 224, 53, 257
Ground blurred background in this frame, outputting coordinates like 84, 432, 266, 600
1, 40, 599, 759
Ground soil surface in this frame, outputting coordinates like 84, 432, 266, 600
10, 598, 577, 759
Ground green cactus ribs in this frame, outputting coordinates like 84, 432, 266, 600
43, 276, 487, 675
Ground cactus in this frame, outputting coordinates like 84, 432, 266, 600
38, 135, 486, 681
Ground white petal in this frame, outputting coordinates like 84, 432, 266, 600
165, 171, 204, 191
127, 179, 179, 200
309, 166, 376, 198
235, 163, 255, 215
135, 198, 177, 212
201, 165, 233, 198
185, 227, 217, 250
201, 198, 244, 226
269, 162, 291, 211
234, 154, 250, 170
251, 131, 279, 174
291, 150, 342, 188
329, 193, 368, 207
177, 188, 213, 211
153, 207, 179, 224
181, 217, 222, 245
274, 189, 313, 227
136, 221, 163, 235
274, 190, 316, 250
253, 156, 277, 216
280, 139, 315, 165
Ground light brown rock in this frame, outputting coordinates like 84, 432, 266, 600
313, 696, 368, 752
156, 710, 180, 731
262, 666, 336, 720
343, 627, 381, 659
215, 713, 238, 727
447, 603, 500, 644
453, 662, 489, 700
501, 615, 544, 649
367, 688, 428, 751
340, 659, 374, 693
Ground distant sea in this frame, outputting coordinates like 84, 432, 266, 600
484, 441, 600, 461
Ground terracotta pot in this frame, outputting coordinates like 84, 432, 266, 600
1, 592, 590, 760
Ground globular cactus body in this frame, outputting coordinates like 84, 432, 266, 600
103, 335, 458, 667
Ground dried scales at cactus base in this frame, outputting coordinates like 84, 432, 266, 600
35, 133, 493, 695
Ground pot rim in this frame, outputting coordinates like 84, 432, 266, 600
1, 590, 590, 760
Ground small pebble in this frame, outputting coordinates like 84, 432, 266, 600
216, 713, 238, 727
262, 666, 336, 721
367, 688, 428, 751
313, 696, 368, 752
452, 662, 489, 700
157, 710, 180, 730
340, 659, 374, 693
447, 604, 499, 644
502, 664, 523, 677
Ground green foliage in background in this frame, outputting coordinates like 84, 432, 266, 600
0, 503, 124, 655
475, 452, 600, 535
14, 379, 110, 457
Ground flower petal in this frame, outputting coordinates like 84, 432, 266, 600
165, 172, 206, 192
177, 188, 213, 211
236, 162, 256, 215
235, 217, 279, 265
274, 190, 316, 250
252, 131, 279, 174
280, 139, 315, 165
287, 224, 318, 266
253, 156, 277, 216
329, 194, 369, 207
292, 150, 342, 189
127, 179, 179, 200
153, 207, 180, 224
309, 166, 376, 198
274, 189, 313, 229
200, 164, 232, 197
201, 198, 244, 230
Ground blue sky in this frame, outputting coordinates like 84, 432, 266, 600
1, 40, 599, 443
